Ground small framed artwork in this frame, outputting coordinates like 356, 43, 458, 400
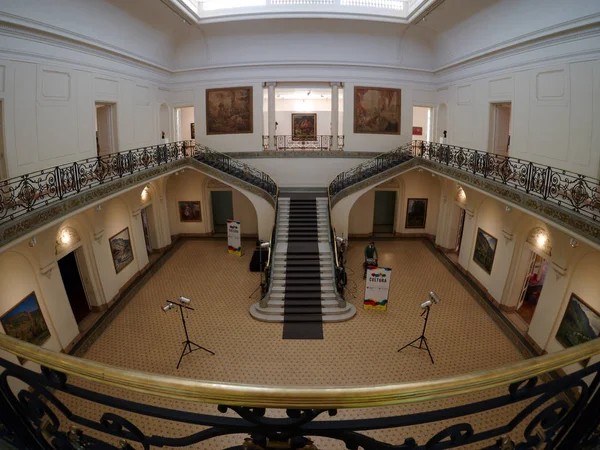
190, 122, 195, 139
556, 293, 600, 366
473, 228, 497, 274
412, 126, 423, 136
1, 292, 51, 363
405, 198, 428, 229
179, 201, 202, 222
109, 227, 134, 274
292, 113, 317, 141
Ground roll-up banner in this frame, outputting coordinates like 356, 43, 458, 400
227, 220, 242, 256
364, 267, 391, 310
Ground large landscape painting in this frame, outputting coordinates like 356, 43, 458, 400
109, 227, 134, 274
206, 87, 253, 135
473, 228, 497, 274
354, 86, 401, 134
1, 292, 50, 363
556, 293, 600, 366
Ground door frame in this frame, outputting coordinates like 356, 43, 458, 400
372, 189, 398, 235
209, 188, 234, 234
412, 104, 434, 143
488, 101, 512, 156
95, 102, 118, 155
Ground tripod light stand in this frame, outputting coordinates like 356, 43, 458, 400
397, 291, 441, 364
163, 298, 214, 369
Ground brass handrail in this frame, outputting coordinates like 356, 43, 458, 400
1, 333, 599, 409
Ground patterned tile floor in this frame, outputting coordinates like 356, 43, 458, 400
53, 238, 545, 449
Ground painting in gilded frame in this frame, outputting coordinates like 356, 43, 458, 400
354, 86, 401, 134
179, 201, 202, 222
556, 293, 600, 367
292, 113, 317, 141
405, 198, 428, 229
1, 292, 50, 363
473, 227, 497, 274
109, 227, 134, 274
206, 87, 253, 135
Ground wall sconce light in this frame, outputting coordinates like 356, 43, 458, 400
505, 205, 512, 212
570, 238, 579, 248
141, 187, 149, 202
536, 232, 547, 248
95, 204, 102, 212
29, 237, 36, 248
60, 229, 71, 245
431, 173, 436, 177
457, 187, 466, 201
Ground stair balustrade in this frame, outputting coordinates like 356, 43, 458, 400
262, 135, 345, 151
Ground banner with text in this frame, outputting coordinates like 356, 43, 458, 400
364, 267, 391, 310
227, 220, 242, 256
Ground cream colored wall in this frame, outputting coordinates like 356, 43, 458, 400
167, 171, 211, 235
231, 189, 259, 236
348, 190, 375, 236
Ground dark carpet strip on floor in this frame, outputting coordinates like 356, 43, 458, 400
282, 195, 324, 339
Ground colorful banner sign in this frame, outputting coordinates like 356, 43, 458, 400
364, 266, 391, 310
227, 220, 242, 256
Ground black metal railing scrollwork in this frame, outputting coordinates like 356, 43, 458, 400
262, 135, 344, 151
1, 334, 600, 449
0, 141, 194, 226
414, 141, 600, 222
195, 144, 277, 200
329, 144, 414, 198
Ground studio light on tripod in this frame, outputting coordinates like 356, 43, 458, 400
163, 302, 174, 312
178, 296, 191, 304
420, 291, 441, 309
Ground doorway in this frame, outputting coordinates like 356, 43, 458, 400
455, 208, 466, 254
141, 207, 152, 255
95, 103, 118, 156
175, 107, 195, 141
373, 191, 396, 235
0, 101, 7, 179
515, 252, 549, 324
490, 103, 511, 156
211, 191, 234, 234
159, 103, 170, 143
412, 106, 432, 142
58, 250, 90, 324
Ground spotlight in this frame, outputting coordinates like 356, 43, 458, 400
178, 296, 191, 304
420, 291, 441, 309
505, 205, 512, 212
260, 241, 271, 248
95, 204, 102, 212
570, 238, 579, 248
163, 302, 174, 312
29, 237, 36, 248
336, 236, 346, 244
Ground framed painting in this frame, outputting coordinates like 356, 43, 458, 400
206, 86, 253, 135
190, 122, 195, 139
354, 86, 401, 135
292, 113, 317, 141
109, 227, 134, 274
179, 201, 202, 222
1, 292, 50, 363
412, 126, 423, 136
405, 198, 428, 229
556, 293, 600, 366
473, 228, 497, 274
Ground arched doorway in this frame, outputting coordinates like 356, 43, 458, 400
513, 227, 552, 325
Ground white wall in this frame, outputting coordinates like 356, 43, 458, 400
412, 106, 430, 141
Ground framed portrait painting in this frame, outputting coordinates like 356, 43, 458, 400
1, 292, 51, 363
179, 201, 202, 222
206, 87, 253, 135
473, 228, 497, 274
354, 86, 401, 135
292, 113, 317, 141
412, 126, 423, 136
109, 227, 134, 274
405, 198, 428, 229
556, 293, 600, 366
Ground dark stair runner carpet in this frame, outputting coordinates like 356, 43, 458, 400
282, 194, 324, 340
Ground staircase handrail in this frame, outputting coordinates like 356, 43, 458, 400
1, 331, 599, 408
194, 144, 278, 201
0, 140, 194, 226
262, 188, 279, 301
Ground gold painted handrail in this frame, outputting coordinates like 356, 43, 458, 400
1, 333, 599, 409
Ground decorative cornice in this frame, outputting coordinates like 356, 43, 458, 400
40, 262, 56, 279
551, 261, 567, 278
502, 230, 514, 244
94, 230, 105, 244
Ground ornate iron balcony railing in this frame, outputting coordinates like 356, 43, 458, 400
1, 333, 600, 449
0, 142, 279, 230
262, 135, 345, 151
195, 144, 278, 199
415, 141, 600, 223
0, 141, 194, 226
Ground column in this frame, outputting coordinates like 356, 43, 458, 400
331, 82, 340, 151
267, 82, 276, 151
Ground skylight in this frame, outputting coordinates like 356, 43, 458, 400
180, 0, 431, 23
